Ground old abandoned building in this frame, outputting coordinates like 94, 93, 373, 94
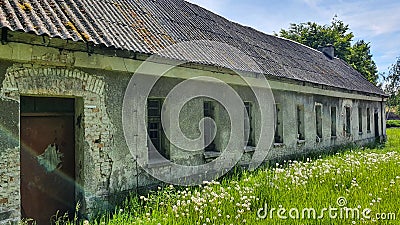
0, 0, 387, 223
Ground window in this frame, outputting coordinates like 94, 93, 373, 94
204, 101, 216, 151
274, 104, 283, 143
296, 105, 305, 140
315, 105, 323, 140
345, 106, 351, 135
331, 107, 337, 137
358, 107, 363, 133
367, 108, 371, 132
244, 102, 255, 146
147, 99, 168, 159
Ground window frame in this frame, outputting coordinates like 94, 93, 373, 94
345, 106, 351, 136
331, 106, 337, 137
203, 100, 216, 151
274, 103, 283, 144
296, 105, 305, 141
358, 107, 363, 134
147, 98, 169, 159
244, 102, 255, 147
315, 104, 323, 140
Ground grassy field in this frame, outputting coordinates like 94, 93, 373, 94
47, 129, 400, 225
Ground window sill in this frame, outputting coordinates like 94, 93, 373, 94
204, 150, 221, 159
147, 159, 171, 168
331, 136, 337, 140
244, 146, 256, 153
359, 132, 363, 135
273, 143, 285, 148
297, 139, 306, 144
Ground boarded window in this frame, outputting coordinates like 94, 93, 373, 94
274, 104, 283, 143
244, 102, 255, 147
204, 101, 216, 151
331, 107, 337, 137
296, 105, 305, 140
315, 105, 323, 139
345, 106, 351, 135
358, 107, 363, 133
367, 108, 371, 132
147, 99, 168, 159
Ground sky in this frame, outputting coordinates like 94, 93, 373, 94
186, 0, 400, 75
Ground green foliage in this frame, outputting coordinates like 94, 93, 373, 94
346, 40, 378, 85
387, 120, 400, 128
384, 57, 400, 113
278, 17, 379, 84
385, 57, 400, 94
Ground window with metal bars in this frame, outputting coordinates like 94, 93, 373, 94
345, 106, 351, 135
203, 101, 216, 151
315, 105, 323, 140
331, 106, 337, 137
358, 107, 363, 134
367, 107, 371, 132
244, 102, 255, 147
296, 105, 305, 140
274, 104, 283, 143
147, 99, 168, 159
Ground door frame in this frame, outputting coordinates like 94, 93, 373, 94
19, 96, 82, 222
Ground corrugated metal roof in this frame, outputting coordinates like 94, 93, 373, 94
0, 0, 385, 96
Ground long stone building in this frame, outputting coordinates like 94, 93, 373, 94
0, 0, 386, 223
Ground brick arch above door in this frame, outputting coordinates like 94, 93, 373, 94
0, 64, 115, 215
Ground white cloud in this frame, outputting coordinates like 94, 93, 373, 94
185, 0, 231, 14
302, 0, 400, 37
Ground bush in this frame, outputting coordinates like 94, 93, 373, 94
387, 120, 400, 128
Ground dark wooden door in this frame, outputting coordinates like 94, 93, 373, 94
20, 97, 75, 225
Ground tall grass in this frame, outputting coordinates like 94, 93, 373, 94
31, 129, 400, 224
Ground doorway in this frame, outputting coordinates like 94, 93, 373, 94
20, 97, 76, 224
374, 109, 379, 138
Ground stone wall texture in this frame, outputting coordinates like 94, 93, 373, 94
0, 40, 387, 223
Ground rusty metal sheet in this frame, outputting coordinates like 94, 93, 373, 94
21, 116, 75, 225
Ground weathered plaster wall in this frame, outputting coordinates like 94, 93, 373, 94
266, 90, 384, 161
0, 37, 387, 222
0, 61, 20, 224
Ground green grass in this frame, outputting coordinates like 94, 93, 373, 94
39, 129, 400, 225
387, 120, 400, 128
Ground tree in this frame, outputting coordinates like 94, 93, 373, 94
277, 17, 378, 84
384, 57, 400, 114
346, 40, 378, 85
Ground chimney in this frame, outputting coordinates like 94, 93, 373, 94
318, 44, 334, 59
